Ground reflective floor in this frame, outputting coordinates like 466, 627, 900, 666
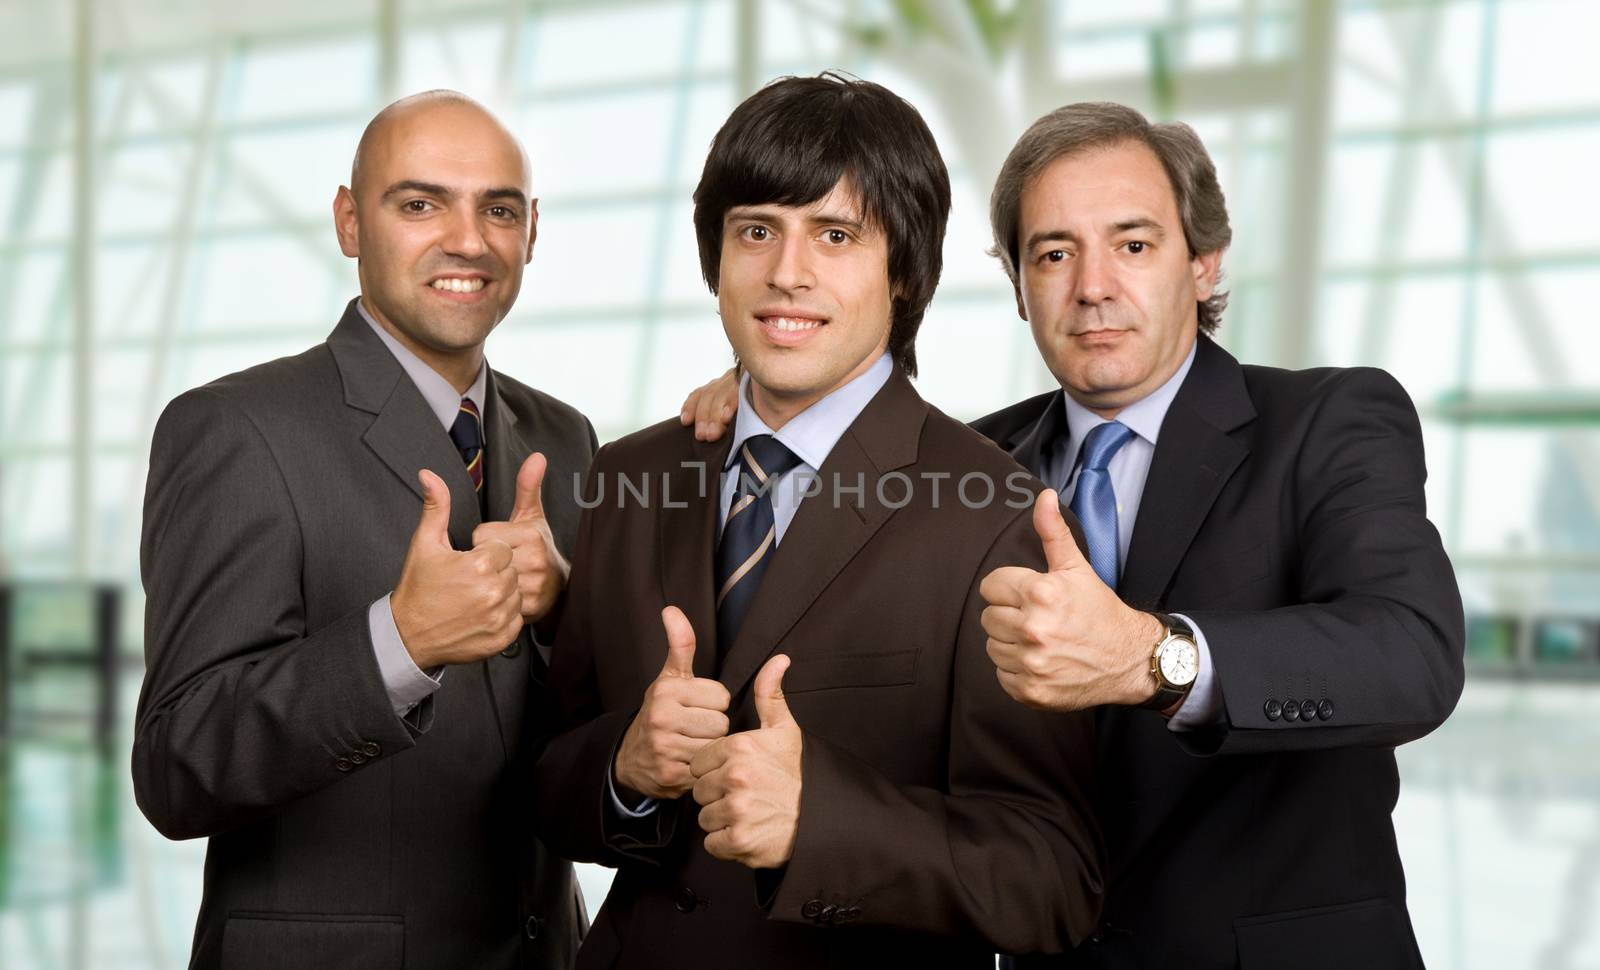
1, 679, 1595, 969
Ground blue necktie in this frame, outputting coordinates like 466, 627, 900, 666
1067, 421, 1135, 587
715, 435, 803, 654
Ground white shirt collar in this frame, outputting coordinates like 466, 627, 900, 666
725, 352, 895, 472
1061, 338, 1198, 451
357, 298, 489, 432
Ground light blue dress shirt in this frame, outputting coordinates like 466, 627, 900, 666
612, 352, 895, 817
1049, 340, 1222, 731
358, 300, 488, 718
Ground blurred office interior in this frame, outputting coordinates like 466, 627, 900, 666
0, 0, 1596, 967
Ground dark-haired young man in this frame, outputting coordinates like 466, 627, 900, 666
530, 73, 1102, 968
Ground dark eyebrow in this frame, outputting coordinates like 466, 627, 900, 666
807, 211, 866, 234
480, 186, 529, 208
381, 180, 452, 202
380, 181, 529, 209
1024, 229, 1078, 252
726, 205, 867, 235
1111, 218, 1167, 237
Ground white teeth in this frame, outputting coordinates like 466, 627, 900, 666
432, 278, 485, 293
767, 316, 822, 332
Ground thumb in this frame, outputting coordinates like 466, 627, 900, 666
1034, 489, 1084, 572
509, 452, 548, 522
659, 606, 697, 678
753, 654, 795, 730
413, 469, 453, 551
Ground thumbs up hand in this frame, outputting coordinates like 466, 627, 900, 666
978, 490, 1166, 712
471, 452, 571, 623
690, 654, 803, 870
612, 607, 732, 801
391, 469, 524, 670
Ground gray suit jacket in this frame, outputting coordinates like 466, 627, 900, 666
134, 299, 596, 970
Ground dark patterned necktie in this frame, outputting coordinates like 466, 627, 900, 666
715, 435, 803, 653
449, 397, 485, 498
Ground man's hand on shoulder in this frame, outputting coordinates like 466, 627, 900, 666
391, 469, 524, 668
979, 490, 1165, 712
679, 368, 739, 442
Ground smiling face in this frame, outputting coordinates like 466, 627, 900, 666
1015, 139, 1219, 416
333, 96, 535, 389
717, 179, 894, 428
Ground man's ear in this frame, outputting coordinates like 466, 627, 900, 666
1013, 281, 1028, 322
525, 197, 539, 264
1191, 248, 1223, 302
333, 186, 360, 258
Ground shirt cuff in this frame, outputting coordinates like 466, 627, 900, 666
369, 594, 444, 717
1166, 613, 1224, 732
606, 759, 659, 818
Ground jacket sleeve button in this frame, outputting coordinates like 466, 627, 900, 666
1282, 698, 1301, 722
334, 757, 353, 772
1317, 698, 1334, 720
1263, 699, 1282, 721
800, 899, 823, 919
362, 741, 382, 757
1299, 699, 1317, 722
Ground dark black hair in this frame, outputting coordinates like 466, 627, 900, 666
692, 71, 951, 376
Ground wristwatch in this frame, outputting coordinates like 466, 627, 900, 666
1138, 612, 1199, 713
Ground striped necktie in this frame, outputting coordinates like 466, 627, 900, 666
449, 397, 485, 498
715, 435, 802, 654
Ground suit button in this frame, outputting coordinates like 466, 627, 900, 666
818, 904, 838, 924
1299, 699, 1317, 722
524, 915, 543, 940
1282, 699, 1300, 722
334, 757, 353, 772
800, 898, 823, 919
362, 741, 381, 758
674, 887, 699, 913
501, 640, 523, 659
1263, 699, 1282, 721
846, 906, 862, 922
1318, 698, 1334, 720
349, 752, 367, 765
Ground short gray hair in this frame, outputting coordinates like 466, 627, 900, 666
989, 102, 1232, 334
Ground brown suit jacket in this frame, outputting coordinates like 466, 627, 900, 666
532, 368, 1103, 969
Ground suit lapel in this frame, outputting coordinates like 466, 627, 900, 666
716, 369, 926, 700
328, 300, 483, 548
483, 370, 529, 524
1005, 388, 1070, 489
1119, 336, 1256, 609
658, 433, 731, 680
481, 370, 538, 752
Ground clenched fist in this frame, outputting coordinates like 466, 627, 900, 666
470, 451, 569, 623
391, 469, 523, 669
613, 607, 731, 800
690, 654, 802, 869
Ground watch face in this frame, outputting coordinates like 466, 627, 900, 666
1158, 639, 1199, 687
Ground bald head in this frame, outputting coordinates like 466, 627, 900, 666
332, 89, 540, 391
350, 89, 531, 201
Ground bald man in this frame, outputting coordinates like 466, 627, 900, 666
134, 90, 592, 969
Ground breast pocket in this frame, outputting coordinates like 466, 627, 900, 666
780, 648, 918, 693
222, 912, 404, 970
